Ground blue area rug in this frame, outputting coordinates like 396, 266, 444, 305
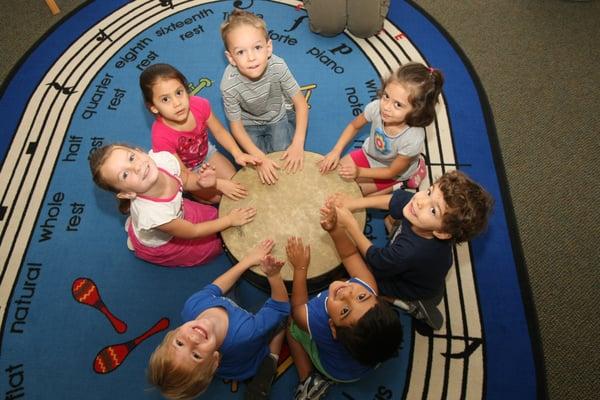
0, 0, 544, 398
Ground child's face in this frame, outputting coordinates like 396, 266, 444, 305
402, 184, 452, 240
326, 281, 377, 328
380, 81, 413, 126
102, 147, 159, 199
225, 25, 272, 81
170, 320, 219, 371
148, 78, 191, 126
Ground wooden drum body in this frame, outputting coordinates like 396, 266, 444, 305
219, 151, 365, 293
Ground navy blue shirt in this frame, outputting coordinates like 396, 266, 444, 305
365, 189, 452, 300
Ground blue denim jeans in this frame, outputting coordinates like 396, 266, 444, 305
244, 110, 296, 154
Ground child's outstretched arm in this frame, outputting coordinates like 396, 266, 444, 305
328, 192, 392, 212
213, 239, 275, 293
260, 254, 288, 302
280, 92, 309, 174
334, 205, 373, 259
287, 237, 311, 329
206, 111, 262, 167
318, 113, 368, 173
338, 153, 413, 181
157, 207, 256, 239
321, 200, 377, 290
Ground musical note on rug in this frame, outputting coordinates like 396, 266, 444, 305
233, 0, 253, 10
188, 77, 212, 95
300, 83, 316, 108
93, 317, 169, 374
72, 277, 127, 333
159, 0, 174, 9
95, 28, 112, 43
46, 82, 77, 95
415, 322, 483, 360
285, 15, 307, 32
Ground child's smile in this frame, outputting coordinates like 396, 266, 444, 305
403, 184, 451, 239
103, 147, 160, 197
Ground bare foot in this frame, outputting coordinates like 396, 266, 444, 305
319, 201, 337, 232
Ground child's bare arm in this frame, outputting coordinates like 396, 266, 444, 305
336, 206, 373, 258
157, 207, 256, 239
260, 255, 288, 302
280, 92, 308, 173
287, 237, 310, 330
340, 153, 413, 181
206, 112, 261, 167
321, 203, 378, 290
213, 239, 275, 293
328, 192, 392, 212
319, 114, 368, 173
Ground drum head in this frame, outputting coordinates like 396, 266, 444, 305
219, 151, 366, 293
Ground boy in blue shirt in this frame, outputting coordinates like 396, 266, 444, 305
147, 239, 289, 399
286, 202, 403, 400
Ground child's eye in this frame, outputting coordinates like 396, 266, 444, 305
236, 50, 244, 56
122, 171, 129, 180
160, 96, 169, 103
175, 340, 183, 346
430, 208, 436, 215
341, 306, 350, 316
394, 102, 402, 108
193, 353, 201, 360
255, 45, 263, 50
176, 89, 183, 96
357, 293, 367, 301
382, 93, 389, 100
426, 188, 431, 195
129, 153, 135, 162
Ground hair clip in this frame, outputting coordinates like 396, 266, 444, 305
427, 67, 435, 74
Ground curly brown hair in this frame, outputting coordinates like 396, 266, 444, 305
436, 170, 494, 243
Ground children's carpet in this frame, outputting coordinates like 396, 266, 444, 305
0, 0, 545, 398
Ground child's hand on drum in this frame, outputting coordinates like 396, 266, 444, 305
259, 254, 285, 277
286, 237, 310, 273
256, 157, 280, 185
318, 151, 341, 173
335, 206, 358, 231
227, 207, 257, 227
234, 152, 262, 167
338, 162, 358, 180
196, 163, 217, 188
281, 142, 304, 173
216, 179, 248, 200
327, 192, 352, 209
244, 238, 275, 266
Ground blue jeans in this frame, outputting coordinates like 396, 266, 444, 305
244, 110, 296, 154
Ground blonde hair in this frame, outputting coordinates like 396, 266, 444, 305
147, 330, 219, 399
220, 9, 268, 50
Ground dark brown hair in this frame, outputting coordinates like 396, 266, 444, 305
381, 62, 444, 127
139, 63, 188, 106
437, 170, 494, 243
336, 298, 403, 366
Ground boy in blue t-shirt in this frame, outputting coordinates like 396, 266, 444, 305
286, 201, 402, 400
147, 239, 289, 400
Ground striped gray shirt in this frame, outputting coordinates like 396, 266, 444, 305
220, 54, 300, 125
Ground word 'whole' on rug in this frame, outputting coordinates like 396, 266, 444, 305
0, 0, 543, 399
